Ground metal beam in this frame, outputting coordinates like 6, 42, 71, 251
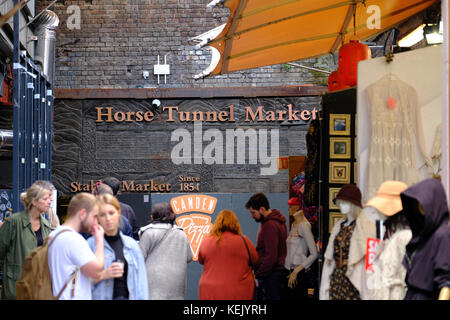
12, 0, 20, 212
54, 86, 328, 100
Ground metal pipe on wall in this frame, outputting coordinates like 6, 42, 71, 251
0, 129, 13, 147
34, 10, 59, 84
13, 0, 21, 212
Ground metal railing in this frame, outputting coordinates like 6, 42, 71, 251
12, 0, 53, 212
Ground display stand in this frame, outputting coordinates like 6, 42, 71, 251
319, 88, 358, 255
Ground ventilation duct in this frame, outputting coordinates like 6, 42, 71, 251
34, 10, 59, 84
0, 129, 13, 147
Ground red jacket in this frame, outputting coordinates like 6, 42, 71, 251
198, 231, 259, 300
255, 209, 287, 279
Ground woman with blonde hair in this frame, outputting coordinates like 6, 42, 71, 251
0, 180, 54, 299
198, 209, 258, 300
87, 194, 148, 300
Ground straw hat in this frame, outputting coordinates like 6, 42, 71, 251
366, 181, 408, 216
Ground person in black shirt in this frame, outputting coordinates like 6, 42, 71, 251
87, 194, 148, 300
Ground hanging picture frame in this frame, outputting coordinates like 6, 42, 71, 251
329, 113, 351, 136
329, 187, 341, 210
330, 137, 351, 159
329, 162, 351, 184
329, 211, 345, 233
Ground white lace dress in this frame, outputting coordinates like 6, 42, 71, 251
365, 74, 431, 200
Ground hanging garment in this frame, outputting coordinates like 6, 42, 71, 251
304, 118, 321, 207
364, 74, 432, 200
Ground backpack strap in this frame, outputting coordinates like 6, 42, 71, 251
46, 228, 73, 247
55, 269, 78, 300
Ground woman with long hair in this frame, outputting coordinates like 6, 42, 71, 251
0, 180, 54, 299
198, 209, 258, 300
87, 194, 148, 300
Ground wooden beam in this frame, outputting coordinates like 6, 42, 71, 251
54, 85, 328, 100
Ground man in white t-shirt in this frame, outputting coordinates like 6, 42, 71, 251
48, 193, 105, 300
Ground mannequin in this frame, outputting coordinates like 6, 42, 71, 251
319, 184, 364, 300
284, 197, 318, 300
365, 180, 411, 300
400, 178, 450, 300
417, 201, 449, 301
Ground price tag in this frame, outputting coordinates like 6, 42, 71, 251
365, 238, 380, 272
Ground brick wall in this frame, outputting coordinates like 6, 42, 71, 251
36, 0, 335, 89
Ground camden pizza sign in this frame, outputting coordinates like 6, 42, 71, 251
170, 195, 217, 261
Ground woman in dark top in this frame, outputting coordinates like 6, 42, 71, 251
87, 194, 148, 300
0, 180, 53, 299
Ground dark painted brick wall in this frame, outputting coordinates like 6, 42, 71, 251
36, 0, 335, 89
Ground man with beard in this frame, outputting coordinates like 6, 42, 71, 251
245, 193, 288, 300
48, 193, 105, 300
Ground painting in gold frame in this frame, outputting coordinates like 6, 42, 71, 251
330, 137, 351, 159
329, 187, 341, 210
329, 114, 351, 136
329, 211, 345, 233
329, 162, 351, 184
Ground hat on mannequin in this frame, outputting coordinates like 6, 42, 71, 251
366, 180, 408, 216
333, 184, 362, 208
288, 197, 300, 206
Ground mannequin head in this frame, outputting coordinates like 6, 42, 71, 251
336, 199, 361, 224
363, 206, 388, 222
333, 184, 363, 226
365, 180, 408, 222
288, 197, 300, 216
288, 204, 301, 216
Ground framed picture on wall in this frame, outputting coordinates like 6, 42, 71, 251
329, 211, 345, 233
329, 114, 351, 136
329, 162, 351, 184
329, 187, 341, 210
330, 137, 351, 159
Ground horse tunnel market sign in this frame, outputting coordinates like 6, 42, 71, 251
52, 90, 323, 196
92, 104, 319, 176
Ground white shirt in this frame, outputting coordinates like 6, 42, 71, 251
48, 226, 96, 300
284, 221, 318, 270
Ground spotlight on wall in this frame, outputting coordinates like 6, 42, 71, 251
152, 99, 161, 108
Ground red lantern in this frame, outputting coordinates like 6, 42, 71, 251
338, 39, 371, 87
328, 69, 351, 92
328, 70, 341, 92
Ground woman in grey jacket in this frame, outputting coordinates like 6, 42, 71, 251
139, 202, 192, 300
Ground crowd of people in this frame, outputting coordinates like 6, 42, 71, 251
2, 176, 447, 300
0, 177, 318, 300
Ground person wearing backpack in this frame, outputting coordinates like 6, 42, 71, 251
48, 193, 105, 300
0, 181, 54, 300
